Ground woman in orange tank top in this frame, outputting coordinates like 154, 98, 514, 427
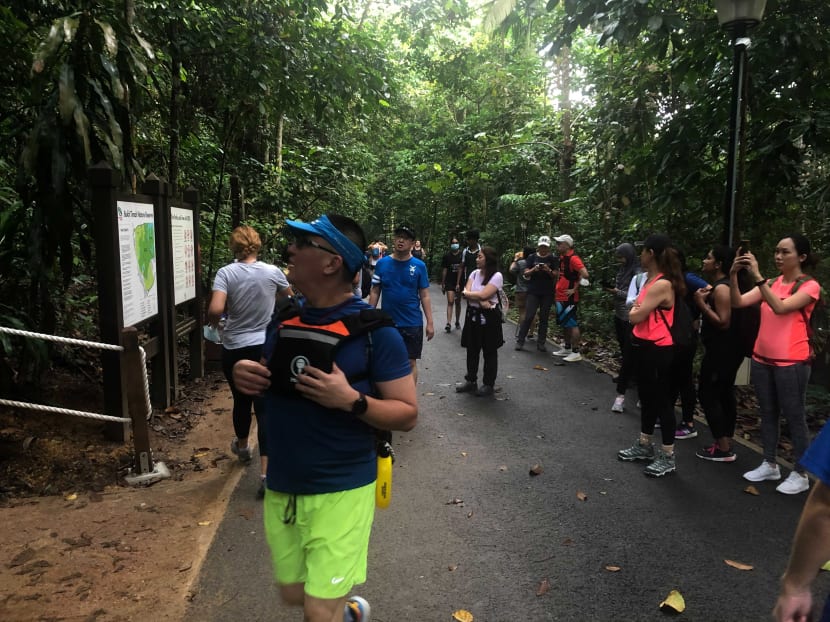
730, 234, 821, 495
617, 234, 686, 478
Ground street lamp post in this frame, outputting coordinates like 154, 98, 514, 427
714, 0, 766, 247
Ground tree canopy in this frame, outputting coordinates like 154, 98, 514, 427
1, 0, 828, 380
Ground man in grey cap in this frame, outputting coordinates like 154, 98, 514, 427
515, 235, 558, 351
553, 234, 589, 362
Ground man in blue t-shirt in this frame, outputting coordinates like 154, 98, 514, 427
369, 224, 435, 383
232, 213, 417, 622
773, 427, 827, 622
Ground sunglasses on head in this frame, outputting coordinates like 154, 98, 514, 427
294, 236, 339, 255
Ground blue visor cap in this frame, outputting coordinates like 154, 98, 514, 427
285, 215, 366, 274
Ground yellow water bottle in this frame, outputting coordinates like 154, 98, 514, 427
375, 441, 393, 508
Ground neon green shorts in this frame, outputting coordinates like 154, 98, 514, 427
263, 482, 375, 599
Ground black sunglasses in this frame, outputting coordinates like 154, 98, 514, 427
295, 236, 339, 255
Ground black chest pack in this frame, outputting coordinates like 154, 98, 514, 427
267, 307, 395, 396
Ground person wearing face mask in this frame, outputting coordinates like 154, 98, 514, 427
441, 237, 464, 332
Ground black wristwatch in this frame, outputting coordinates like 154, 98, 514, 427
350, 392, 368, 416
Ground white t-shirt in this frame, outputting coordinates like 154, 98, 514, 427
212, 261, 289, 349
468, 269, 504, 308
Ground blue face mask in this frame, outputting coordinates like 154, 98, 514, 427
451, 243, 460, 251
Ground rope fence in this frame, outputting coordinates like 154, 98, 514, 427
0, 325, 151, 422
0, 325, 168, 484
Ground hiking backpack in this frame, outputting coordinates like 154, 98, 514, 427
658, 277, 694, 348
768, 275, 827, 361
267, 308, 395, 396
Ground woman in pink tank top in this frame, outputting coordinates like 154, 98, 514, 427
617, 234, 686, 478
730, 234, 821, 495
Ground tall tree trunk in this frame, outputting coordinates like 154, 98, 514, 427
168, 21, 181, 194
558, 45, 573, 204
275, 112, 284, 186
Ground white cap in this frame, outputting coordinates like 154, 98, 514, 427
538, 235, 551, 247
554, 234, 574, 247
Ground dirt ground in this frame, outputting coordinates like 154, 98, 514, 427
0, 370, 242, 622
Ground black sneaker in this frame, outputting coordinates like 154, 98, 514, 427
456, 381, 477, 393
696, 443, 736, 462
445, 323, 451, 333
536, 343, 547, 352
515, 341, 524, 351
455, 321, 461, 329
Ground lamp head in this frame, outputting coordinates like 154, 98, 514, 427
714, 0, 766, 33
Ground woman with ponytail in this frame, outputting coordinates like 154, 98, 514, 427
617, 234, 685, 478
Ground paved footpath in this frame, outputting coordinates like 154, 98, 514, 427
186, 283, 828, 622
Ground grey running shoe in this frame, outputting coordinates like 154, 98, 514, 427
475, 385, 494, 397
230, 438, 252, 464
644, 450, 676, 477
617, 441, 655, 462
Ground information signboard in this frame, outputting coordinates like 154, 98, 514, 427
117, 200, 158, 326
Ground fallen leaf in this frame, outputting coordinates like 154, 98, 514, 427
743, 485, 760, 496
456, 412, 465, 417
197, 521, 212, 526
499, 465, 508, 472
659, 589, 686, 613
448, 564, 458, 571
192, 452, 207, 458
446, 498, 464, 505
536, 577, 551, 596
725, 559, 754, 571
65, 493, 78, 501
164, 406, 180, 414
461, 452, 468, 457
605, 565, 621, 572
529, 464, 543, 476
506, 375, 515, 379
533, 365, 549, 371
467, 510, 474, 519
177, 562, 193, 572
452, 610, 474, 622
561, 538, 574, 546
425, 392, 435, 396
576, 491, 588, 501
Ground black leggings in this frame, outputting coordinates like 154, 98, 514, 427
697, 346, 743, 440
221, 344, 266, 456
633, 341, 675, 445
614, 316, 634, 394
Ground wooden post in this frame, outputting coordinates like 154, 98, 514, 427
184, 186, 205, 379
142, 175, 173, 407
121, 327, 153, 474
89, 162, 128, 442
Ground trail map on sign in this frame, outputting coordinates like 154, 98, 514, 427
117, 200, 158, 326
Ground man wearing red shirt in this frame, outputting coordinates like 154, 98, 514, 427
552, 234, 589, 362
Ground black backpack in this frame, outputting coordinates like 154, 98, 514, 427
657, 278, 693, 348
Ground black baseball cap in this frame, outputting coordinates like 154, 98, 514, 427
394, 224, 416, 239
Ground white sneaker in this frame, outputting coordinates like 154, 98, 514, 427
563, 352, 583, 362
552, 347, 572, 357
611, 396, 625, 413
743, 461, 781, 482
776, 471, 810, 495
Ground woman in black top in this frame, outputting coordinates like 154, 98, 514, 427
693, 245, 741, 462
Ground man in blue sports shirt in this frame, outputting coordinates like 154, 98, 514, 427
233, 213, 417, 622
369, 224, 435, 383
